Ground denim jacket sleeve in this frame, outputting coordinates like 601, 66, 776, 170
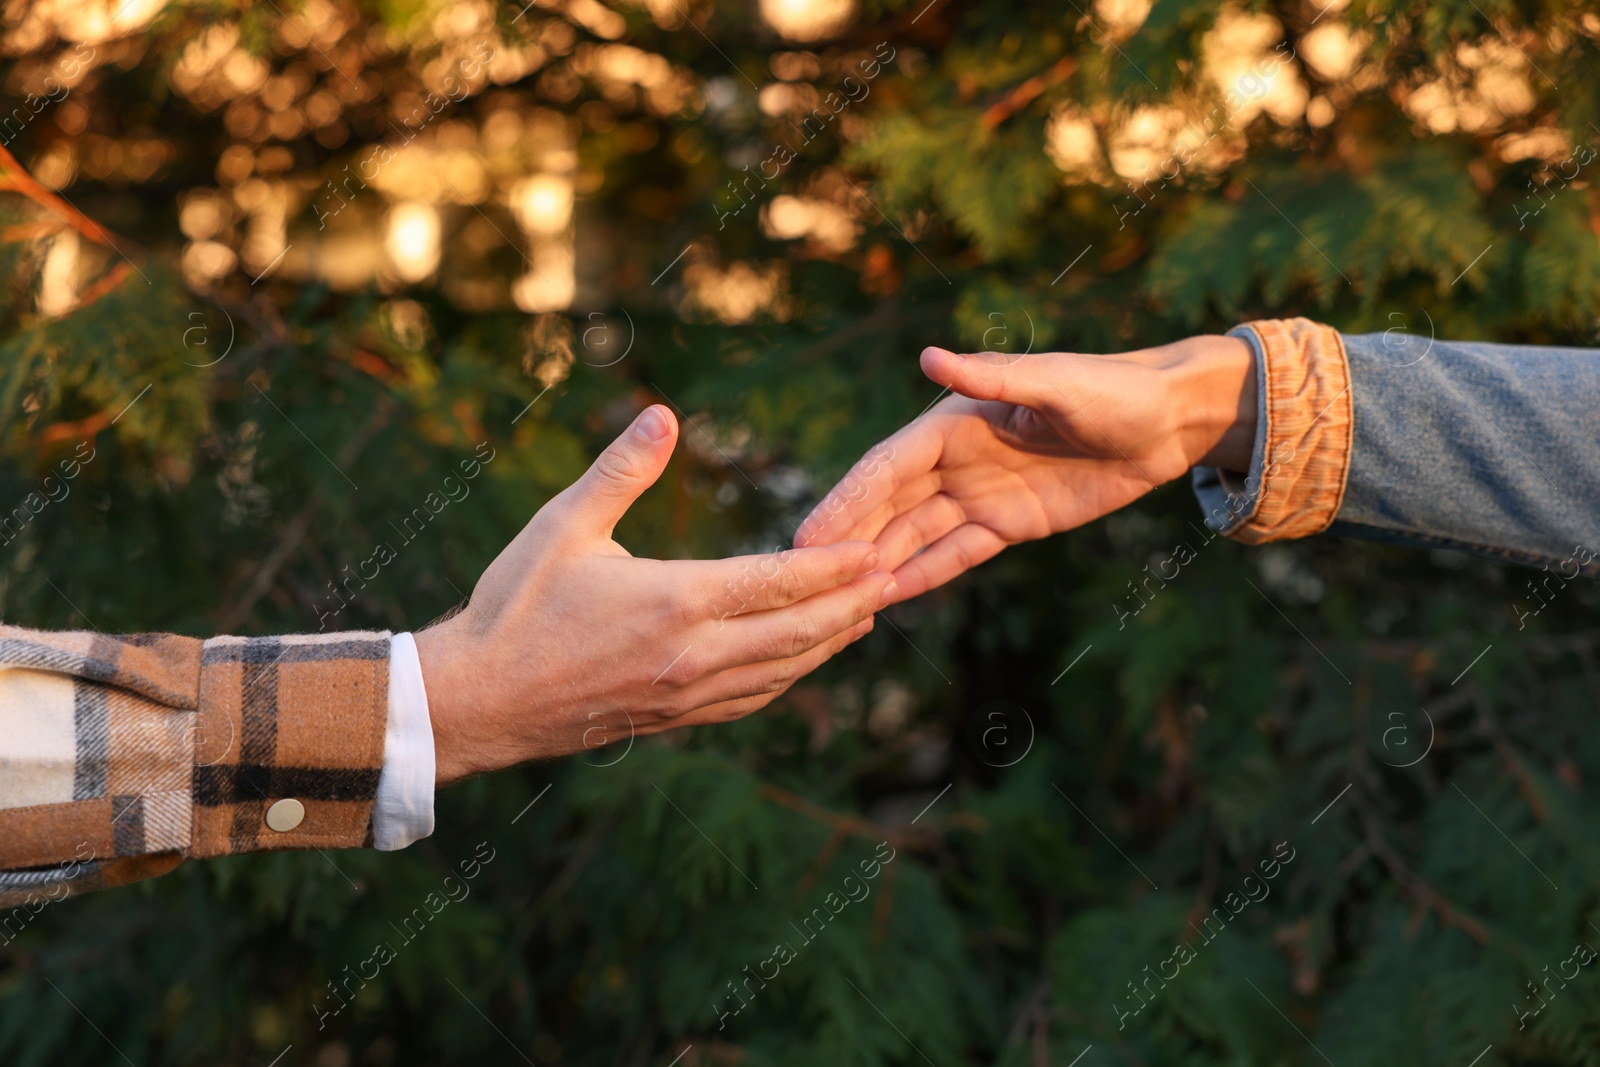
1191, 317, 1600, 575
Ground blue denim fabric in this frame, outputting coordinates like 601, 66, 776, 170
1192, 326, 1600, 574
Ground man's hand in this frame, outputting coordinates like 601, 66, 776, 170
793, 336, 1256, 605
417, 405, 894, 785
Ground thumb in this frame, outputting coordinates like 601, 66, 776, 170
920, 346, 1056, 408
560, 404, 678, 539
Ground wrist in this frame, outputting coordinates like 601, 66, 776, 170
1163, 334, 1258, 472
415, 619, 501, 787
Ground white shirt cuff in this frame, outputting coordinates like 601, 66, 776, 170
373, 631, 436, 851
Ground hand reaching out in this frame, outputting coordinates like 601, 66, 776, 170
417, 405, 895, 784
793, 336, 1257, 605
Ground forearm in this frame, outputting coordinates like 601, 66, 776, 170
1329, 332, 1600, 572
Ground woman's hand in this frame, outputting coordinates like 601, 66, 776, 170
417, 405, 894, 784
793, 336, 1256, 605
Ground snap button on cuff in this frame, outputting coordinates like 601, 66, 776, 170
265, 798, 306, 832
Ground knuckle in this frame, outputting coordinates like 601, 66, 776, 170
766, 661, 797, 693
716, 698, 760, 723
653, 691, 694, 719
656, 648, 700, 689
788, 614, 818, 658
776, 562, 805, 604
672, 589, 707, 629
677, 690, 711, 717
592, 448, 638, 486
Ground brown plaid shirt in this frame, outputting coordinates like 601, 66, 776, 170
0, 624, 389, 907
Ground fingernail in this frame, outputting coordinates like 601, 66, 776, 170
861, 548, 880, 570
636, 406, 671, 442
879, 577, 899, 607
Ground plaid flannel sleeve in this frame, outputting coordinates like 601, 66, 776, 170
0, 624, 389, 909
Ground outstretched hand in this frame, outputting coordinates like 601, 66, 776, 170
417, 405, 895, 784
793, 337, 1256, 605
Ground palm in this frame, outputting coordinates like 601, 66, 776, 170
796, 350, 1195, 604
928, 396, 1178, 542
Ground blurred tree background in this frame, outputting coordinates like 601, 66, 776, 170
5, 0, 1600, 1063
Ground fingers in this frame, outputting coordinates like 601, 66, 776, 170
826, 470, 942, 549
642, 569, 891, 727
921, 346, 1059, 407
551, 405, 679, 540
676, 540, 880, 619
693, 569, 893, 673
654, 569, 891, 681
883, 523, 1006, 605
794, 420, 942, 549
667, 614, 876, 727
641, 692, 775, 733
871, 491, 966, 573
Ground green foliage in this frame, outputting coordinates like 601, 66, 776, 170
5, 0, 1600, 1065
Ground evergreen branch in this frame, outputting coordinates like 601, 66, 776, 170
341, 347, 406, 386
216, 396, 396, 632
872, 852, 897, 945
978, 56, 1077, 133
72, 261, 133, 312
786, 301, 909, 369
1575, 643, 1600, 715
1468, 686, 1551, 821
1361, 633, 1600, 658
1356, 794, 1491, 944
1003, 974, 1053, 1055
795, 827, 847, 896
39, 409, 113, 447
0, 220, 62, 243
0, 142, 124, 251
520, 810, 620, 931
1185, 817, 1220, 941
757, 783, 937, 849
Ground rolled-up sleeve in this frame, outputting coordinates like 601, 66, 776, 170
1190, 317, 1600, 574
1190, 317, 1356, 543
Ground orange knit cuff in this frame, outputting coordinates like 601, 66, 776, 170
1227, 317, 1354, 544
